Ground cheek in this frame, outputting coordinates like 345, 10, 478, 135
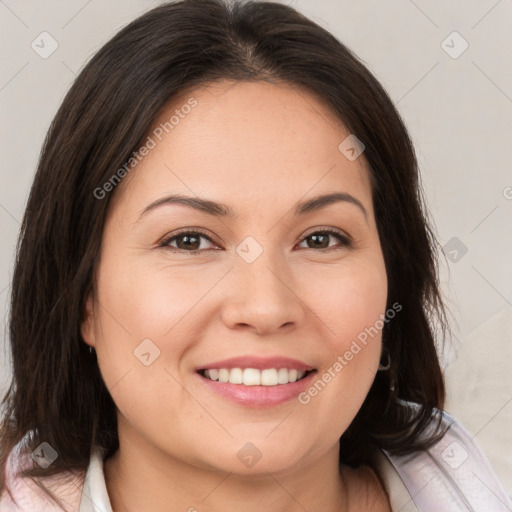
307, 257, 388, 349
96, 252, 218, 342
299, 258, 387, 416
337, 272, 387, 348
92, 253, 233, 403
91, 256, 210, 429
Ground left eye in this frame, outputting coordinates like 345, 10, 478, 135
160, 229, 351, 254
297, 229, 351, 250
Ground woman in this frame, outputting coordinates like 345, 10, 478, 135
0, 0, 510, 510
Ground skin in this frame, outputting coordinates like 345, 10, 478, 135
81, 79, 391, 511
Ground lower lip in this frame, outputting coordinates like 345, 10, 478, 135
197, 371, 317, 408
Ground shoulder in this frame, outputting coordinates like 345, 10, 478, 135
375, 407, 512, 512
0, 438, 85, 512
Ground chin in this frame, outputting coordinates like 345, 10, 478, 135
186, 437, 311, 476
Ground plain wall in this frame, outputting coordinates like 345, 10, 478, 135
1, 0, 511, 498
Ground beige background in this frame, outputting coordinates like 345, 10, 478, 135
1, 0, 511, 499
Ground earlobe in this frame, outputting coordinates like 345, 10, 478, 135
81, 291, 96, 347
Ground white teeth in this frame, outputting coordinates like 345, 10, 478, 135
277, 368, 289, 384
229, 368, 243, 384
202, 367, 308, 386
243, 368, 261, 386
261, 368, 278, 386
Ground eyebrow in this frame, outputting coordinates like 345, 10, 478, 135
137, 191, 368, 222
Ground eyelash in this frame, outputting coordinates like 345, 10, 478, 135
158, 227, 352, 255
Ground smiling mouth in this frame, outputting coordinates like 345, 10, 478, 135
198, 368, 316, 386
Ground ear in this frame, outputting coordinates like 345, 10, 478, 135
81, 289, 96, 348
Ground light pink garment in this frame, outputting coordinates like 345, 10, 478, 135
0, 445, 83, 511
372, 410, 512, 511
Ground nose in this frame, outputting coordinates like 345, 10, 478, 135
220, 248, 305, 336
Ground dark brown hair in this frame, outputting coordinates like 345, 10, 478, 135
0, 0, 451, 508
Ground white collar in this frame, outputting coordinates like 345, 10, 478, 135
79, 446, 113, 512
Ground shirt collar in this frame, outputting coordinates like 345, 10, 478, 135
79, 446, 113, 512
370, 448, 418, 511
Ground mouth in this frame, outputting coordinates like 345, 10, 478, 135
196, 367, 318, 408
197, 367, 315, 386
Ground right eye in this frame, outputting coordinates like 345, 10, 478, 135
159, 229, 221, 254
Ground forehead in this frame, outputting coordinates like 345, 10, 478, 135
110, 79, 373, 221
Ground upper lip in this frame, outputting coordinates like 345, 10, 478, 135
196, 356, 315, 371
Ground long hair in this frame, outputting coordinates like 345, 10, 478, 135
0, 0, 450, 508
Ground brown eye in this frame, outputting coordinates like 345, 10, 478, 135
298, 229, 351, 250
160, 230, 218, 254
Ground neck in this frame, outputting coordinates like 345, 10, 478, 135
104, 439, 350, 512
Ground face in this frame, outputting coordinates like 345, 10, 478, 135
82, 80, 388, 476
